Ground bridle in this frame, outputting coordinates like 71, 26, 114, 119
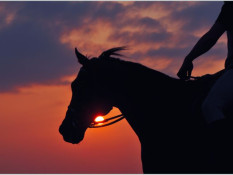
68, 67, 125, 129
89, 114, 125, 128
68, 106, 125, 129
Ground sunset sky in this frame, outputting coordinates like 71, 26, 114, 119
0, 1, 227, 173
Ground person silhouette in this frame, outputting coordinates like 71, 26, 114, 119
177, 1, 233, 125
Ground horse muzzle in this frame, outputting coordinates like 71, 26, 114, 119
59, 124, 84, 144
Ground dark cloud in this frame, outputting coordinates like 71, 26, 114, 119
109, 30, 171, 45
91, 2, 126, 21
137, 17, 162, 29
0, 1, 227, 92
0, 20, 76, 92
170, 2, 223, 33
128, 1, 181, 11
0, 2, 118, 92
125, 16, 164, 32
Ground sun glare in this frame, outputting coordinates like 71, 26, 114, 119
94, 116, 105, 123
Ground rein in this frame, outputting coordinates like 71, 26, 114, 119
68, 106, 125, 129
89, 114, 125, 128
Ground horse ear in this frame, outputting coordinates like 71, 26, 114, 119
75, 48, 89, 65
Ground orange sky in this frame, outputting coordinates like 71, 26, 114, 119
0, 1, 227, 173
0, 85, 142, 173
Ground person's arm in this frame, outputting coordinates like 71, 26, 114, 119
185, 22, 225, 62
177, 22, 225, 80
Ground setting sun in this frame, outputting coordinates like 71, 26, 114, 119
94, 116, 105, 123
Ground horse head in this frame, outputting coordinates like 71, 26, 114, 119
59, 47, 126, 144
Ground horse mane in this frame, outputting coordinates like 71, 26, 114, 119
98, 46, 127, 59
97, 47, 174, 82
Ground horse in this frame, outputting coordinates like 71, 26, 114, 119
59, 47, 233, 173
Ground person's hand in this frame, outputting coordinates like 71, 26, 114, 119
177, 60, 193, 80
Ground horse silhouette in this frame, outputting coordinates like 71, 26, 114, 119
59, 47, 233, 173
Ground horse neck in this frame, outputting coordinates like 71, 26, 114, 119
111, 62, 172, 105
111, 65, 221, 142
108, 63, 177, 139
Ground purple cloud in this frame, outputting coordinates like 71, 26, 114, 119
0, 1, 226, 92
